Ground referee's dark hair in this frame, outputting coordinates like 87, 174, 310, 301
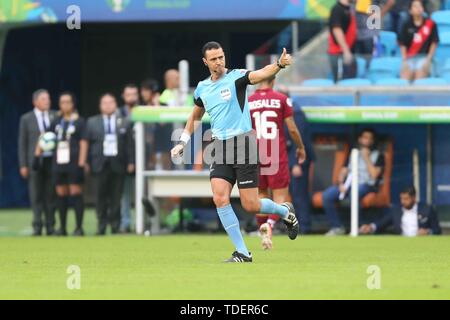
202, 41, 222, 57
59, 91, 77, 107
400, 186, 416, 197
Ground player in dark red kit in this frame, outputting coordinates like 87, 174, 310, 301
248, 76, 306, 249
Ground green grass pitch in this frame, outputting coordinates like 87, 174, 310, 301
0, 210, 449, 299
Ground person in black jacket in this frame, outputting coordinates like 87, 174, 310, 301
18, 89, 57, 236
85, 93, 135, 235
119, 84, 139, 233
360, 186, 441, 236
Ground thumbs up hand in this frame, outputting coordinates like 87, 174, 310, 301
278, 48, 293, 68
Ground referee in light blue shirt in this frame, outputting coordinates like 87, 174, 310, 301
171, 42, 302, 262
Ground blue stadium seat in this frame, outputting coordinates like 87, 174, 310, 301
432, 11, 450, 35
302, 79, 335, 87
435, 32, 450, 63
444, 58, 450, 70
338, 78, 372, 86
440, 58, 450, 82
379, 31, 399, 56
413, 77, 448, 85
434, 56, 450, 77
368, 57, 402, 82
444, 0, 450, 10
356, 56, 367, 78
374, 78, 409, 86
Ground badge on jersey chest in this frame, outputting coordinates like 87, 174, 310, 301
57, 141, 70, 165
220, 88, 232, 101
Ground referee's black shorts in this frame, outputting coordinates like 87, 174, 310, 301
209, 131, 259, 189
54, 167, 84, 185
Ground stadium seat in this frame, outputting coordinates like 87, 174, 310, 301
374, 78, 409, 86
311, 136, 350, 209
355, 56, 367, 78
442, 72, 450, 83
433, 60, 447, 77
338, 78, 372, 86
379, 31, 399, 56
430, 58, 441, 77
434, 32, 450, 65
443, 58, 450, 70
312, 136, 393, 209
439, 58, 450, 82
444, 0, 450, 10
413, 77, 448, 85
368, 57, 402, 82
302, 79, 335, 87
431, 11, 450, 35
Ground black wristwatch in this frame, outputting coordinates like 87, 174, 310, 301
277, 59, 286, 69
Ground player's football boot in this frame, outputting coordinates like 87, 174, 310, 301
224, 251, 253, 263
281, 202, 299, 240
259, 223, 273, 250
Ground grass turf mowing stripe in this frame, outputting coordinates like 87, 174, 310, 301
0, 235, 449, 299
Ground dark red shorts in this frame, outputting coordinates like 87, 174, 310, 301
259, 162, 290, 190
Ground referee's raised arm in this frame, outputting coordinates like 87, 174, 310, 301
248, 48, 293, 85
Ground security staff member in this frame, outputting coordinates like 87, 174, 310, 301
119, 84, 139, 233
85, 93, 135, 235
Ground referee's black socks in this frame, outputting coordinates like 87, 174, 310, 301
57, 196, 69, 233
70, 194, 84, 230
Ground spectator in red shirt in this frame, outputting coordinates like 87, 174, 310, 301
399, 0, 439, 81
328, 0, 357, 82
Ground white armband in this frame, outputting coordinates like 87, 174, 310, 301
180, 131, 191, 145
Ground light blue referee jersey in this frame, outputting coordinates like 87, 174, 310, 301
194, 69, 253, 140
